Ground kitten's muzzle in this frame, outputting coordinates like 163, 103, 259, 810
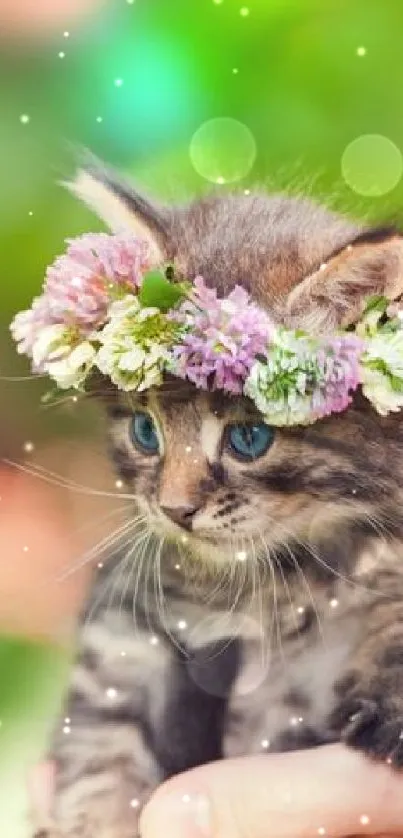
161, 504, 200, 531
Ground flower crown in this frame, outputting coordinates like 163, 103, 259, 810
10, 232, 403, 426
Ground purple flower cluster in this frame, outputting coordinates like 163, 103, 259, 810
10, 233, 152, 359
314, 335, 364, 418
172, 276, 274, 394
46, 233, 150, 328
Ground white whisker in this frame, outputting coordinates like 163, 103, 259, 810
2, 458, 137, 501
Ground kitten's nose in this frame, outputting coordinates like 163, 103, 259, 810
161, 504, 200, 530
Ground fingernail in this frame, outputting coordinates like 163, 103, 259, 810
140, 791, 211, 838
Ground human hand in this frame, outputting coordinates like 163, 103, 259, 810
139, 743, 403, 838
29, 742, 403, 837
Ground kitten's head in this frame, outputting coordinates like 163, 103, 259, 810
69, 159, 403, 568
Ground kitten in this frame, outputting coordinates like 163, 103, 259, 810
35, 160, 403, 838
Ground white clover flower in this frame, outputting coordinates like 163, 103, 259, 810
361, 367, 403, 416
46, 341, 96, 390
95, 294, 178, 392
31, 324, 73, 370
245, 331, 362, 427
360, 330, 403, 415
245, 358, 314, 426
362, 331, 403, 377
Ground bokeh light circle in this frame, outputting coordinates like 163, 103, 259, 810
189, 117, 257, 184
341, 134, 402, 197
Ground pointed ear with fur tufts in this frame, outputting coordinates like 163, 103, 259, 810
63, 155, 170, 264
284, 229, 403, 334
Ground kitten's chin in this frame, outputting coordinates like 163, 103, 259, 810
151, 514, 277, 567
161, 527, 262, 567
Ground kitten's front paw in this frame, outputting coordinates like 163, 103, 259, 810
330, 684, 403, 767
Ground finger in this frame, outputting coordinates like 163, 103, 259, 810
140, 744, 403, 838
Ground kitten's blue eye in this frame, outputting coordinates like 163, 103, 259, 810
227, 423, 274, 460
130, 412, 159, 455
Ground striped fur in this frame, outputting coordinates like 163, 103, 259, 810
34, 165, 403, 836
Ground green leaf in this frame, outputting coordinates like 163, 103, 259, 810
365, 358, 390, 375
390, 374, 403, 393
139, 270, 185, 312
363, 295, 388, 316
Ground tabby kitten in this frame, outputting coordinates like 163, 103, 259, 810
36, 161, 403, 838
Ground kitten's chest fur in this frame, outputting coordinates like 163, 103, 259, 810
81, 545, 365, 759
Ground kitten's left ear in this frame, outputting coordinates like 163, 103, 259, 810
285, 230, 403, 333
63, 154, 170, 263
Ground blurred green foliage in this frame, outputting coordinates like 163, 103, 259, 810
2, 0, 403, 832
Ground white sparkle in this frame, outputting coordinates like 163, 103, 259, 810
120, 651, 127, 657
130, 798, 140, 808
232, 68, 239, 74
236, 550, 247, 562
63, 31, 70, 37
181, 535, 189, 544
28, 211, 33, 216
97, 562, 104, 569
318, 829, 326, 836
23, 441, 34, 453
150, 635, 159, 646
217, 176, 225, 184
22, 546, 29, 553
175, 563, 181, 570
58, 51, 65, 59
185, 445, 192, 453
115, 479, 124, 489
356, 46, 367, 57
290, 716, 299, 726
244, 189, 251, 195
360, 815, 370, 826
213, 0, 223, 4
127, 0, 136, 3
346, 244, 353, 251
297, 606, 305, 614
182, 794, 191, 803
106, 687, 118, 700
96, 116, 103, 123
115, 78, 124, 87
64, 717, 71, 724
319, 262, 327, 271
72, 396, 78, 403
387, 756, 393, 765
351, 488, 357, 495
261, 738, 270, 749
177, 620, 188, 630
20, 114, 30, 124
399, 731, 403, 739
63, 725, 71, 735
298, 716, 303, 723
329, 598, 339, 608
240, 6, 250, 15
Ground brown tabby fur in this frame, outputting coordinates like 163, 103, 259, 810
34, 159, 403, 837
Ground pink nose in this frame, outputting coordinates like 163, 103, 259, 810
161, 504, 200, 530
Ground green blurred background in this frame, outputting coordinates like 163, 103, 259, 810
2, 0, 403, 832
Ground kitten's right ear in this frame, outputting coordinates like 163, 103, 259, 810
63, 155, 170, 263
285, 229, 403, 333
